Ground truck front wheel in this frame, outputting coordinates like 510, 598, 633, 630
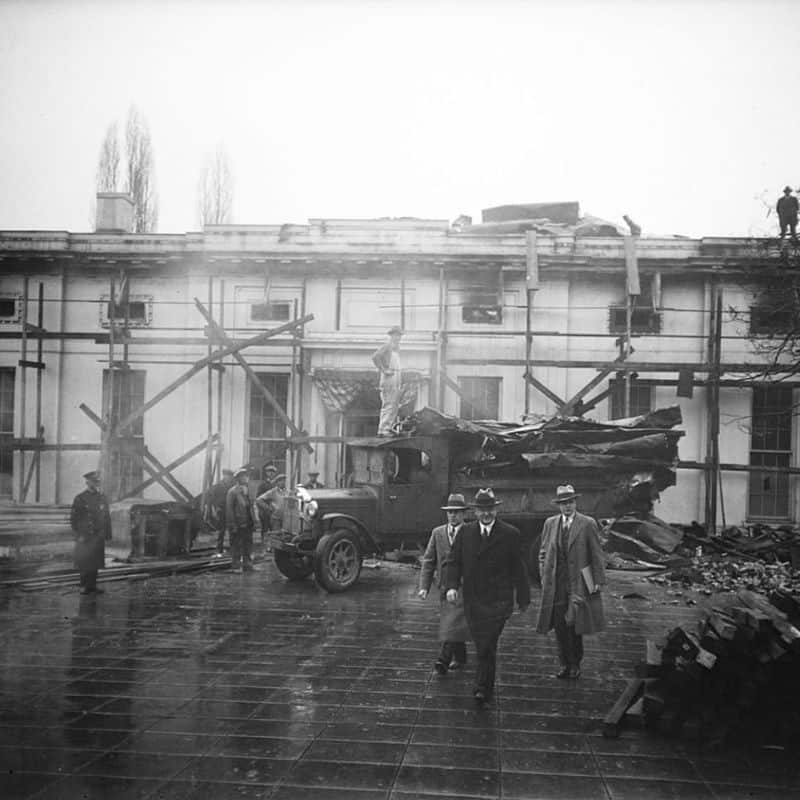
314, 529, 362, 592
273, 550, 314, 581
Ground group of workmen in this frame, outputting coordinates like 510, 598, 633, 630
418, 484, 606, 706
207, 464, 324, 573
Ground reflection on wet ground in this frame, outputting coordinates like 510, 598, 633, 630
1, 559, 798, 798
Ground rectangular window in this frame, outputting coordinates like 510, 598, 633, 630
102, 369, 146, 498
250, 301, 291, 323
248, 373, 289, 474
0, 297, 20, 324
609, 377, 653, 419
100, 295, 153, 328
748, 385, 793, 519
0, 368, 14, 496
608, 303, 661, 335
458, 377, 501, 420
750, 306, 794, 336
462, 294, 503, 325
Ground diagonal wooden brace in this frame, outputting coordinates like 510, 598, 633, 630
437, 368, 479, 417
558, 352, 630, 416
523, 371, 566, 409
114, 313, 314, 436
194, 298, 312, 453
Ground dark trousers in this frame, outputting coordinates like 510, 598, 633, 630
474, 625, 504, 697
780, 219, 797, 240
230, 526, 253, 567
79, 570, 98, 592
216, 528, 226, 553
553, 602, 584, 668
437, 640, 467, 667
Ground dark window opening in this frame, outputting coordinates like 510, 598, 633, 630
251, 302, 291, 323
0, 298, 17, 319
609, 303, 661, 334
248, 373, 289, 475
108, 300, 147, 323
387, 448, 431, 484
102, 369, 146, 499
750, 306, 795, 335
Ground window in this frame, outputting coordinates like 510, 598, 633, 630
387, 448, 431, 484
748, 385, 793, 519
608, 302, 661, 334
0, 296, 20, 324
248, 373, 289, 474
102, 369, 146, 498
100, 295, 153, 328
0, 368, 14, 496
750, 305, 794, 336
609, 376, 653, 419
462, 293, 503, 325
250, 301, 291, 323
458, 377, 501, 420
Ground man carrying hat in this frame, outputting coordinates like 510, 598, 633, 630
70, 470, 112, 595
418, 493, 470, 675
535, 484, 606, 679
444, 488, 530, 706
371, 326, 402, 437
226, 467, 256, 573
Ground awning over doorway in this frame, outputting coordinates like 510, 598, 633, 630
311, 369, 426, 414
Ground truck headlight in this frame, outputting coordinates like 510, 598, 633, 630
305, 500, 319, 519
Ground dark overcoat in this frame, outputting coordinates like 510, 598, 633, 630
444, 519, 530, 650
419, 523, 468, 642
535, 511, 606, 636
226, 484, 254, 531
71, 488, 112, 573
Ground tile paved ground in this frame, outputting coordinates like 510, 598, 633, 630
1, 555, 798, 799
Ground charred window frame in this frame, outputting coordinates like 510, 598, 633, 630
460, 268, 504, 325
101, 295, 153, 328
0, 296, 21, 325
250, 301, 292, 323
608, 302, 661, 335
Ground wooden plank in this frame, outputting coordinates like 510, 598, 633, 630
143, 447, 194, 503
114, 313, 314, 435
194, 299, 312, 453
437, 368, 479, 416
523, 371, 565, 408
17, 359, 46, 370
603, 677, 645, 738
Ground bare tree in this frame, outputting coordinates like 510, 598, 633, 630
96, 123, 121, 192
124, 106, 158, 233
198, 142, 233, 226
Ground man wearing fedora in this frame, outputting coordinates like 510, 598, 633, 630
371, 326, 402, 437
445, 488, 530, 706
303, 470, 324, 490
536, 484, 606, 679
70, 470, 112, 595
226, 467, 256, 573
418, 493, 470, 674
777, 185, 798, 242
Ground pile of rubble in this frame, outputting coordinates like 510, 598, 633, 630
605, 589, 800, 747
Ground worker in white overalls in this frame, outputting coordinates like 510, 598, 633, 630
372, 326, 402, 437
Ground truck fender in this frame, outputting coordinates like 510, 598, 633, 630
319, 513, 380, 556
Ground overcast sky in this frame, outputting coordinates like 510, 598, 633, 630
1, 0, 797, 238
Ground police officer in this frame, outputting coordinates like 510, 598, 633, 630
71, 470, 112, 595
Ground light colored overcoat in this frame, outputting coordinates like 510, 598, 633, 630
419, 523, 468, 641
535, 511, 606, 636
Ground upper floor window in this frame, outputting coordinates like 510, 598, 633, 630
100, 295, 153, 328
749, 305, 794, 336
608, 300, 661, 335
0, 296, 21, 325
609, 376, 653, 419
462, 293, 503, 325
250, 301, 292, 323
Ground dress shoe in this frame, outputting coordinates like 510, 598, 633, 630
554, 666, 571, 679
449, 660, 465, 671
434, 660, 448, 676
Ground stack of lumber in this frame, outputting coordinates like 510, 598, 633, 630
683, 522, 800, 566
604, 589, 800, 746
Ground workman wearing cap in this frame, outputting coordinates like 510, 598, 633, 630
226, 467, 256, 572
256, 473, 288, 538
371, 326, 402, 437
303, 470, 324, 490
536, 484, 606, 680
70, 470, 112, 595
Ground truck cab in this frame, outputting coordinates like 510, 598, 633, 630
270, 435, 450, 591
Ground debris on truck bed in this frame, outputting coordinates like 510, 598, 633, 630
607, 589, 800, 747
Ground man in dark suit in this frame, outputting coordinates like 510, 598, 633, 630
444, 488, 530, 706
536, 484, 606, 679
71, 470, 112, 595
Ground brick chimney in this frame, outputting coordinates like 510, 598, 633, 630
95, 192, 134, 234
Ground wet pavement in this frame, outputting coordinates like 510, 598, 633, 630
1, 554, 799, 800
